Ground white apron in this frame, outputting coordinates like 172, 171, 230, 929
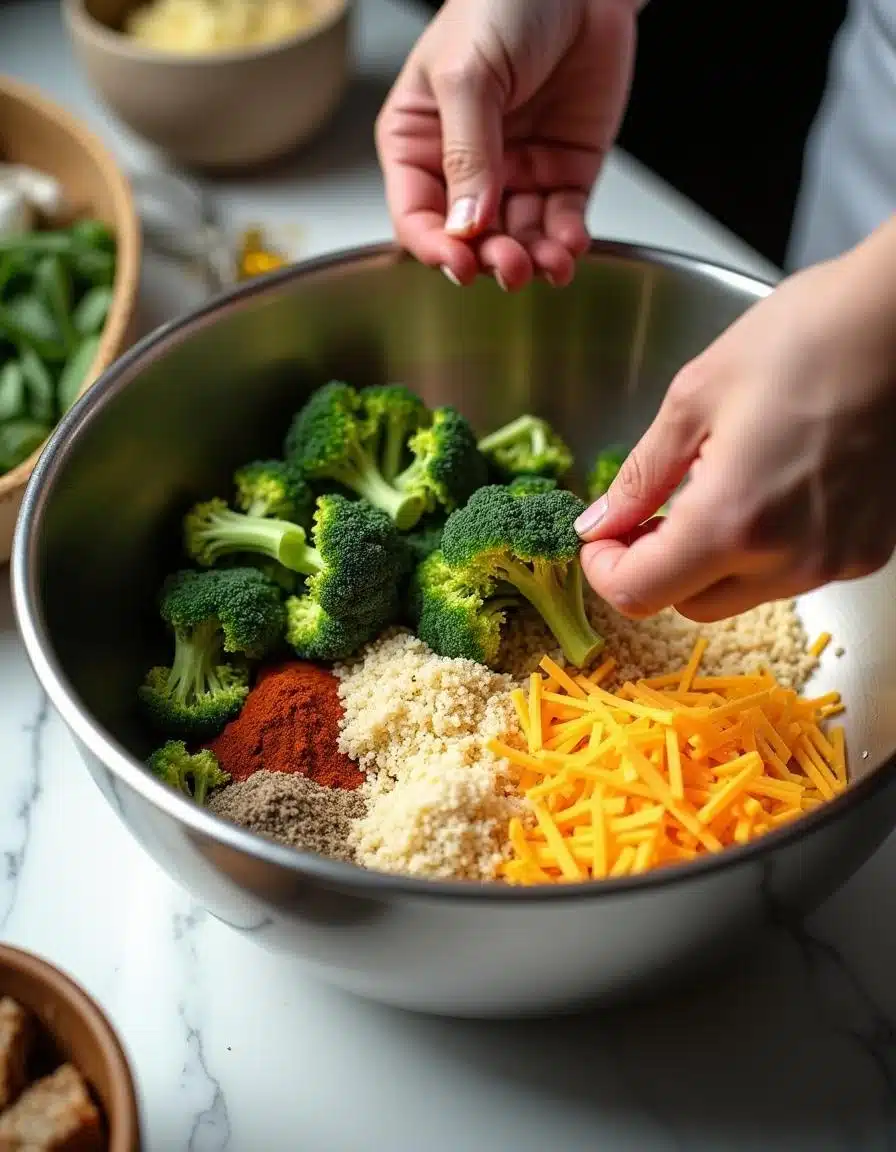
787, 0, 896, 270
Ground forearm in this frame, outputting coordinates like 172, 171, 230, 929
838, 213, 896, 364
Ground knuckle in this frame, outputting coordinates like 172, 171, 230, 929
441, 144, 487, 184
433, 60, 491, 98
666, 356, 710, 417
616, 449, 649, 503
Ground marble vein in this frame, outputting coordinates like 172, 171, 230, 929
174, 908, 233, 1152
0, 691, 48, 932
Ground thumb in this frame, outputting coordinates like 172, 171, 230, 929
430, 64, 505, 238
575, 386, 707, 542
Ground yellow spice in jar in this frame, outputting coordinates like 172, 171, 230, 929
126, 0, 329, 53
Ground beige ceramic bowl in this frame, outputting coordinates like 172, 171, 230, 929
0, 76, 140, 564
63, 0, 353, 170
0, 943, 141, 1150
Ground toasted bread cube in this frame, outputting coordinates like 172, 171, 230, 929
0, 1063, 103, 1151
0, 999, 32, 1111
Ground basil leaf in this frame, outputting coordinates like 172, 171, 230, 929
0, 296, 65, 361
69, 219, 116, 253
0, 418, 51, 473
72, 285, 113, 336
0, 361, 26, 422
19, 346, 56, 422
57, 335, 100, 415
35, 256, 77, 353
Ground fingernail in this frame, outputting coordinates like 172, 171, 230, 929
445, 196, 478, 236
440, 265, 462, 286
574, 495, 608, 537
494, 270, 508, 292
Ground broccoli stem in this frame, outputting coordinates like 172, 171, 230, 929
168, 621, 223, 703
483, 594, 520, 620
199, 509, 320, 573
191, 766, 215, 806
477, 415, 541, 455
245, 497, 271, 519
496, 556, 604, 669
381, 421, 409, 484
336, 444, 424, 530
393, 456, 425, 495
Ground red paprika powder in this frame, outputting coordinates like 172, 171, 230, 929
206, 661, 364, 790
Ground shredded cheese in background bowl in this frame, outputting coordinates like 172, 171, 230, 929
493, 637, 848, 886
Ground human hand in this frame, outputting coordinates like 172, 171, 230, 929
375, 0, 639, 290
575, 219, 896, 622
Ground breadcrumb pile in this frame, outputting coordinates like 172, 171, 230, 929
498, 594, 819, 691
336, 632, 524, 880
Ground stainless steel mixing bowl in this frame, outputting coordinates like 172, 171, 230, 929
12, 242, 896, 1018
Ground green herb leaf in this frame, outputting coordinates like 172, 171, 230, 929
19, 346, 56, 422
0, 232, 74, 258
69, 247, 115, 288
0, 296, 65, 361
57, 335, 100, 415
0, 362, 26, 422
35, 256, 77, 353
68, 219, 116, 253
72, 285, 113, 336
0, 418, 51, 474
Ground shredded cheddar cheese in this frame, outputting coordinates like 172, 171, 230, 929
493, 641, 848, 885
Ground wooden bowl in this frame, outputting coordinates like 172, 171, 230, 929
0, 943, 141, 1150
0, 76, 140, 563
63, 0, 353, 171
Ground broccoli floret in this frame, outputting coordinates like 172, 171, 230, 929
147, 740, 230, 805
184, 498, 313, 570
412, 550, 519, 664
284, 381, 426, 530
393, 406, 489, 515
438, 485, 604, 669
285, 596, 386, 662
507, 474, 559, 498
404, 514, 447, 566
138, 567, 285, 739
361, 384, 429, 482
283, 493, 403, 660
233, 458, 314, 524
586, 444, 627, 501
477, 415, 573, 480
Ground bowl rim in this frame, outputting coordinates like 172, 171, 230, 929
13, 238, 896, 904
0, 74, 141, 501
0, 942, 140, 1149
62, 0, 351, 65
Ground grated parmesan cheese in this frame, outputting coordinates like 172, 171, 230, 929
336, 631, 524, 881
498, 593, 820, 691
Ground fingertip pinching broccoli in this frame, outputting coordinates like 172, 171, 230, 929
147, 740, 230, 806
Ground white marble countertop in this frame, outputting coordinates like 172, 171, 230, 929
2, 2, 896, 1150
